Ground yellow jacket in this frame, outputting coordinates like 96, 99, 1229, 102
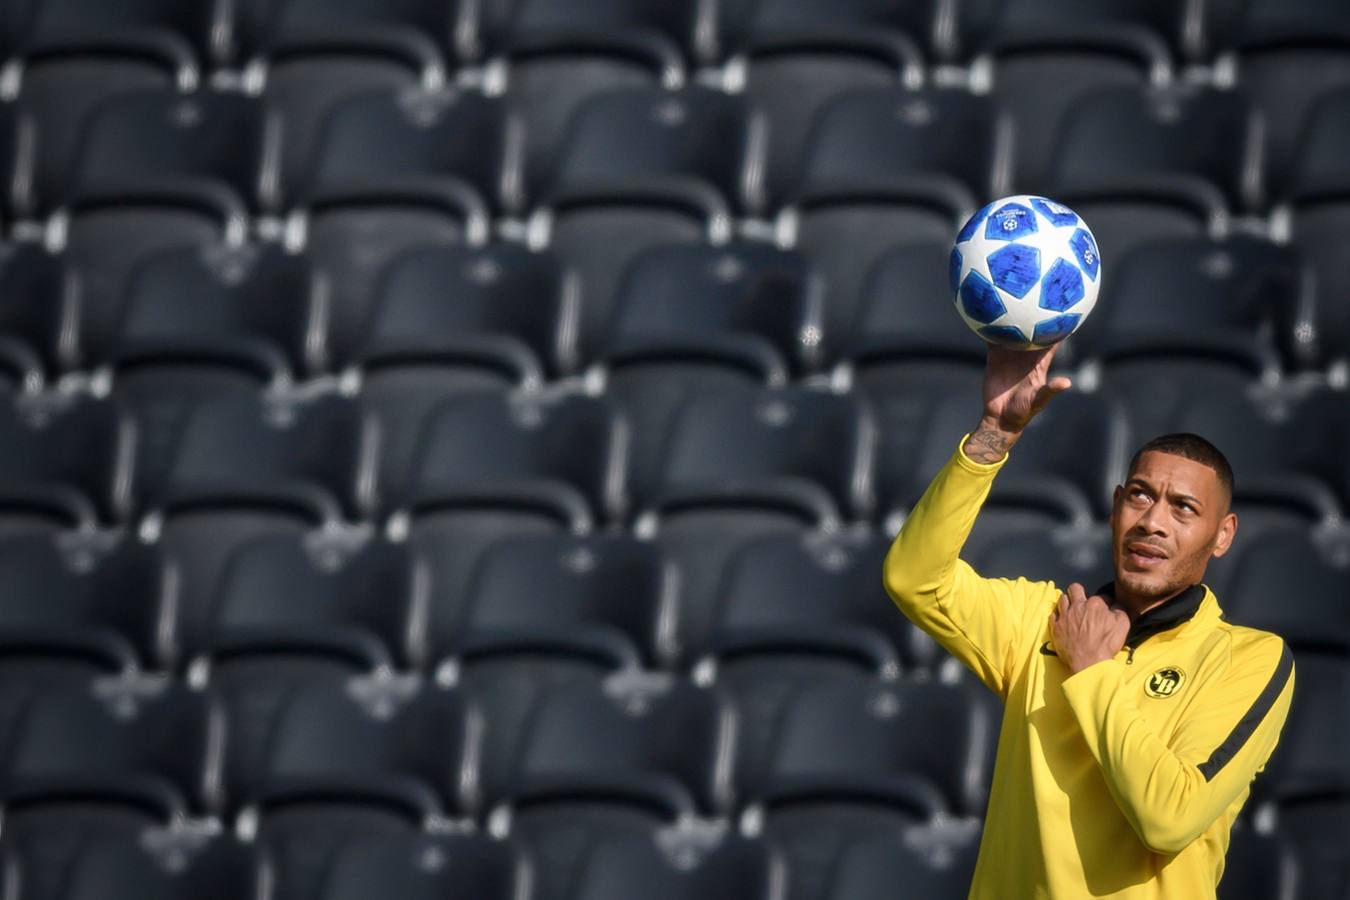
883, 441, 1295, 899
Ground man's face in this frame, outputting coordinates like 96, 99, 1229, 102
1110, 451, 1237, 602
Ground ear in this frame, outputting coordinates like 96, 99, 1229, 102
1211, 511, 1238, 558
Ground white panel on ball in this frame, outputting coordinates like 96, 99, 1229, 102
950, 194, 1101, 349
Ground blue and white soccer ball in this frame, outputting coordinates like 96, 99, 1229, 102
951, 195, 1102, 349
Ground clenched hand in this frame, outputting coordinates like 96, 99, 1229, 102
1050, 583, 1130, 674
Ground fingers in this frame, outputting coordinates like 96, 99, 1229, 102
1067, 582, 1088, 604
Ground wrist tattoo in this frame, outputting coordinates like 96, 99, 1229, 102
964, 425, 1013, 464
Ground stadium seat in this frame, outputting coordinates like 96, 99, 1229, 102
0, 532, 172, 673
0, 243, 72, 391
265, 0, 478, 67
642, 387, 875, 658
843, 240, 988, 372
600, 242, 821, 500
959, 0, 1168, 192
537, 88, 764, 362
1222, 0, 1350, 200
1278, 87, 1350, 372
206, 530, 423, 671
143, 388, 378, 655
111, 242, 323, 379
358, 244, 571, 491
55, 91, 264, 365
309, 86, 521, 217
13, 43, 195, 223
1223, 532, 1350, 654
1216, 822, 1300, 900
821, 827, 982, 900
481, 673, 736, 900
707, 529, 937, 675
246, 676, 480, 900
569, 826, 784, 900
1044, 84, 1258, 266
442, 533, 674, 672
0, 392, 136, 533
394, 389, 625, 525
63, 830, 266, 900
1075, 236, 1305, 375
1256, 653, 1348, 809
744, 678, 995, 900
390, 390, 626, 648
23, 0, 220, 68
292, 87, 504, 366
0, 678, 223, 900
315, 832, 529, 900
1275, 796, 1350, 900
784, 87, 1003, 359
715, 0, 929, 208
258, 39, 437, 213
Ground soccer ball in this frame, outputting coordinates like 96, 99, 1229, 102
950, 195, 1102, 349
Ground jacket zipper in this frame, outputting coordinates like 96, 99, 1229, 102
1125, 645, 1136, 665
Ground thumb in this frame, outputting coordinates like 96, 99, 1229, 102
1029, 375, 1072, 416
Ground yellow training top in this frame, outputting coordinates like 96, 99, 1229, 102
883, 441, 1295, 900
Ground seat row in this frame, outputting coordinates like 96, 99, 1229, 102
0, 669, 995, 900
1, 646, 1345, 900
1, 517, 1346, 685
0, 819, 1306, 900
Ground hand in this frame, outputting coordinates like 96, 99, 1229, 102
963, 344, 1072, 463
1050, 583, 1130, 675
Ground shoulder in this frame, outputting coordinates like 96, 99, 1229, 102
1213, 620, 1294, 685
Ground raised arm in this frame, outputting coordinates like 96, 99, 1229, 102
883, 345, 1071, 697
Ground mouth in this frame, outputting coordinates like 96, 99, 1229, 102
1124, 541, 1168, 569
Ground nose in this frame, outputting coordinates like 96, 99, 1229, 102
1135, 499, 1170, 537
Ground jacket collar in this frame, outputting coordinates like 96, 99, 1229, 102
1093, 581, 1211, 649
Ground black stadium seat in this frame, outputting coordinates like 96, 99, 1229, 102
1223, 532, 1350, 655
445, 533, 673, 672
267, 0, 478, 67
1223, 0, 1350, 200
964, 0, 1170, 192
0, 392, 136, 533
644, 387, 875, 659
315, 832, 529, 900
63, 831, 266, 900
1, 679, 224, 900
718, 0, 929, 209
745, 678, 995, 900
601, 242, 821, 501
144, 389, 378, 655
246, 676, 480, 900
358, 244, 572, 494
492, 0, 705, 204
1075, 236, 1304, 375
570, 827, 784, 900
787, 87, 1003, 359
822, 828, 981, 900
295, 86, 507, 365
0, 532, 172, 673
1216, 823, 1300, 900
540, 87, 764, 362
481, 674, 736, 900
1279, 87, 1350, 372
390, 391, 627, 651
0, 243, 72, 390
1045, 84, 1258, 267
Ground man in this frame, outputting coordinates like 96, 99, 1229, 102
883, 343, 1294, 899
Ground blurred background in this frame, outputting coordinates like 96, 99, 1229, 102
0, 0, 1345, 898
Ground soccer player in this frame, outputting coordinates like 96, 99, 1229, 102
883, 343, 1294, 899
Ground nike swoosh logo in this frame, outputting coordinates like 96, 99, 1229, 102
1040, 642, 1058, 657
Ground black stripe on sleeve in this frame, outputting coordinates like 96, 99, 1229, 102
1198, 642, 1294, 782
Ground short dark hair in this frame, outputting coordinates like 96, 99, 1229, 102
1127, 433, 1235, 503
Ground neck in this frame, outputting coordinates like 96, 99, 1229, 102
1113, 584, 1191, 623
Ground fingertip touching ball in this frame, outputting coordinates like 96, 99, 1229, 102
951, 195, 1102, 349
